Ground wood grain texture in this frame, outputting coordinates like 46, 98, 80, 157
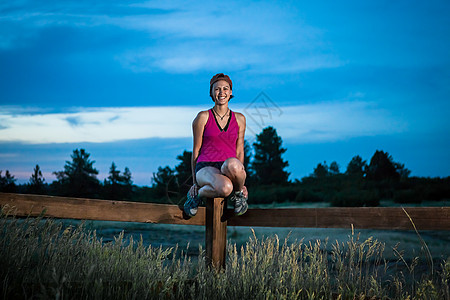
0, 193, 205, 225
1, 193, 449, 230
228, 207, 450, 230
205, 198, 227, 269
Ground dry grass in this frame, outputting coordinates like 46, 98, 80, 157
1, 208, 449, 299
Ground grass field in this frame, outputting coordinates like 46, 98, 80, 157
1, 208, 449, 299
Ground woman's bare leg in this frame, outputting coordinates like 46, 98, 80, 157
196, 166, 234, 198
221, 157, 246, 193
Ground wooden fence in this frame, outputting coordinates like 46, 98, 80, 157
1, 192, 449, 269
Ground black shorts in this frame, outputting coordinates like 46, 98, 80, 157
195, 161, 225, 174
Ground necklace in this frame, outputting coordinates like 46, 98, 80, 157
213, 108, 229, 121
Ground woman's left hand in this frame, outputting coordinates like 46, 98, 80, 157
189, 184, 198, 198
242, 185, 248, 198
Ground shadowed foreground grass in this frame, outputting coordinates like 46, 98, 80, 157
1, 210, 449, 299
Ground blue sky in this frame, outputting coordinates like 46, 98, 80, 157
1, 0, 449, 186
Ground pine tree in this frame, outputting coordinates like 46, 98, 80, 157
122, 167, 133, 200
175, 150, 192, 188
104, 162, 121, 200
28, 164, 46, 194
103, 162, 133, 200
53, 149, 100, 198
107, 162, 121, 185
252, 126, 289, 185
346, 155, 367, 177
123, 167, 133, 185
313, 162, 329, 178
329, 161, 340, 175
243, 139, 257, 185
393, 162, 411, 179
366, 150, 400, 181
152, 166, 177, 200
0, 170, 17, 193
243, 139, 252, 172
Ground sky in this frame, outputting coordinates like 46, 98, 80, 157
0, 0, 449, 186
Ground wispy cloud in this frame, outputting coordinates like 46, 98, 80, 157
0, 153, 19, 159
0, 102, 407, 145
0, 106, 196, 143
1, 0, 341, 74
269, 101, 407, 143
114, 1, 340, 74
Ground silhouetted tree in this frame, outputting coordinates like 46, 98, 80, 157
329, 161, 340, 175
243, 139, 256, 186
346, 155, 367, 177
0, 170, 17, 193
28, 164, 46, 194
175, 150, 192, 190
53, 149, 100, 198
152, 166, 177, 200
123, 167, 132, 185
107, 162, 121, 185
243, 139, 252, 172
394, 162, 411, 179
313, 162, 329, 178
366, 150, 399, 181
252, 126, 289, 185
122, 167, 133, 199
103, 162, 133, 200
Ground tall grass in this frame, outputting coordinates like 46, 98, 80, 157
1, 208, 449, 299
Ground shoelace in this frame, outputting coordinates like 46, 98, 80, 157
234, 192, 245, 206
187, 195, 200, 208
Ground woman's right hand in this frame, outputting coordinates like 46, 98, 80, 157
189, 184, 198, 198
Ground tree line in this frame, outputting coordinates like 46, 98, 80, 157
1, 149, 133, 201
1, 126, 449, 206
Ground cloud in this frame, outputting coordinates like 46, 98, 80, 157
0, 102, 407, 145
0, 106, 196, 143
1, 0, 342, 74
270, 101, 408, 143
114, 1, 340, 74
118, 43, 264, 74
65, 116, 81, 127
240, 98, 408, 143
0, 153, 19, 159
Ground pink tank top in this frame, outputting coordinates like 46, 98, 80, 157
197, 109, 239, 162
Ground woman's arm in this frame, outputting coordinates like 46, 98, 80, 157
191, 111, 208, 185
234, 112, 246, 164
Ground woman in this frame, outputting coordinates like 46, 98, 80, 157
184, 73, 248, 217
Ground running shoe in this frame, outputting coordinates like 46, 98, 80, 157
231, 190, 248, 216
184, 192, 202, 217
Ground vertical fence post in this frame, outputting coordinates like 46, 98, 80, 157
205, 197, 227, 270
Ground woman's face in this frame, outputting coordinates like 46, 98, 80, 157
212, 80, 232, 105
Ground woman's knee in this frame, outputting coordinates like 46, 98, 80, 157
214, 179, 233, 197
222, 158, 245, 176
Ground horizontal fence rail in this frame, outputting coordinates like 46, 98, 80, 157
0, 193, 205, 225
229, 207, 450, 230
1, 193, 449, 231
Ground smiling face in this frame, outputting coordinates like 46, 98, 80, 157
211, 80, 232, 104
